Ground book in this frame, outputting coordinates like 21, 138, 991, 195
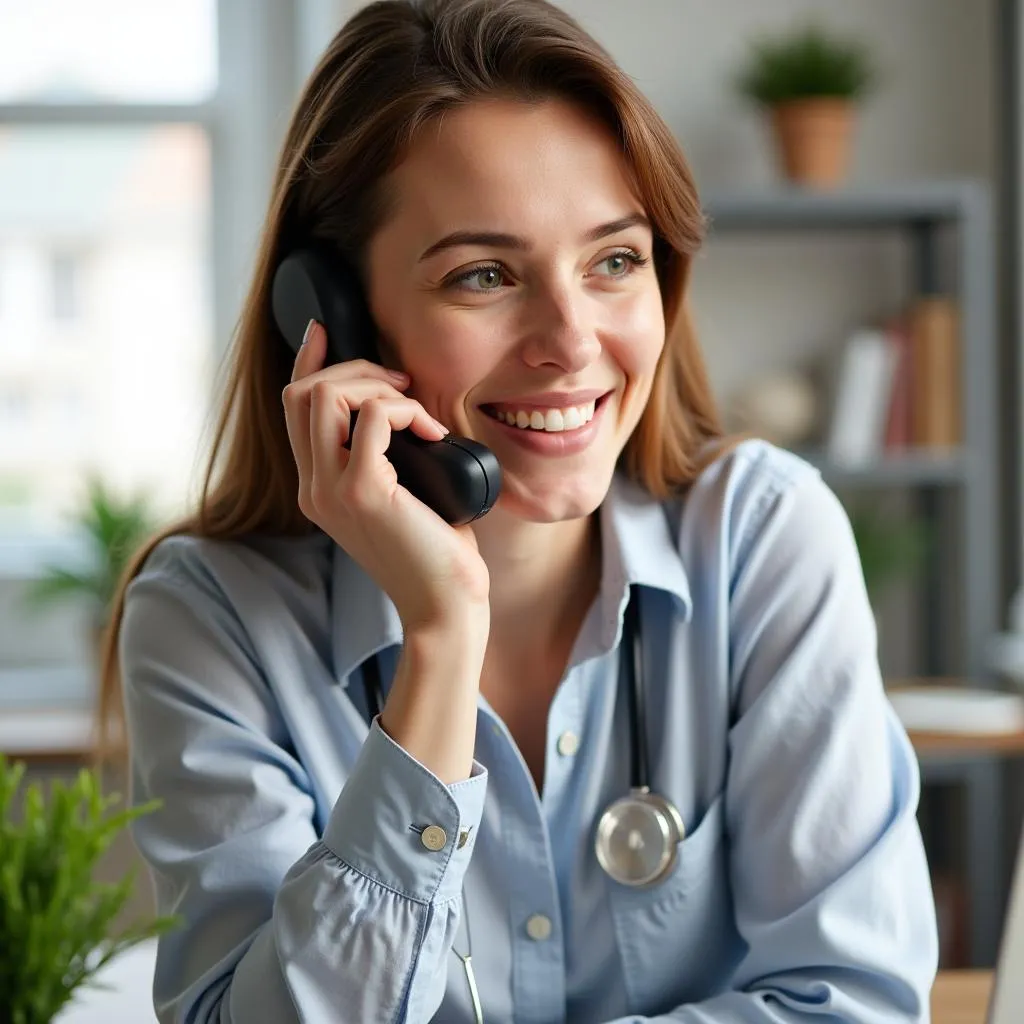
883, 316, 912, 450
826, 328, 899, 465
909, 296, 960, 447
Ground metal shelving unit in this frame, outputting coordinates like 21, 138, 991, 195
798, 448, 970, 488
702, 180, 1003, 966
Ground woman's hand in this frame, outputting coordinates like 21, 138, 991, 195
282, 320, 491, 634
283, 320, 488, 782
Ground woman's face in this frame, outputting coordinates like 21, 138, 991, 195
365, 97, 665, 523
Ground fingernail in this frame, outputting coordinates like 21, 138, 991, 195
387, 369, 409, 383
434, 418, 449, 435
301, 319, 316, 347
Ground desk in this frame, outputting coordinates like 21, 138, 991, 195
909, 730, 1024, 755
56, 939, 158, 1023
932, 970, 993, 1024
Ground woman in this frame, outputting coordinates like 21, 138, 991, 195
104, 0, 938, 1020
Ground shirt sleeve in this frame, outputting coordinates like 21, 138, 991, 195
599, 462, 939, 1023
119, 543, 488, 1024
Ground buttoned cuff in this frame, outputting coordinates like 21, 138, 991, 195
323, 718, 488, 904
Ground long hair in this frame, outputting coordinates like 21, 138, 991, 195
96, 0, 727, 759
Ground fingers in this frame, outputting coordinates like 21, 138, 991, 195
290, 319, 409, 388
283, 318, 407, 488
290, 319, 326, 383
308, 394, 447, 511
285, 319, 448, 522
346, 397, 445, 482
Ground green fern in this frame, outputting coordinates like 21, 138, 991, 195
735, 22, 876, 105
0, 757, 178, 1024
22, 477, 157, 626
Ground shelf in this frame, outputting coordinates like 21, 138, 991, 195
930, 970, 993, 1024
0, 708, 95, 763
887, 680, 1024, 760
702, 179, 986, 231
794, 447, 968, 487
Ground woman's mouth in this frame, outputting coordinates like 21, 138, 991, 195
486, 397, 598, 433
479, 393, 611, 455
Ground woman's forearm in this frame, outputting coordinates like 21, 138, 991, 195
379, 613, 489, 784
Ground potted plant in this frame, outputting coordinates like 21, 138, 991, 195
0, 756, 178, 1022
22, 477, 159, 656
735, 22, 876, 189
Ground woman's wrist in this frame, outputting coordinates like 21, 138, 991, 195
379, 618, 488, 784
397, 588, 491, 641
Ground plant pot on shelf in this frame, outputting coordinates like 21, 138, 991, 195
734, 22, 875, 189
769, 98, 855, 189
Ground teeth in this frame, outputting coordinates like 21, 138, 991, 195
494, 400, 597, 432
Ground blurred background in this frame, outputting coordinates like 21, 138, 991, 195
2, 0, 1024, 1018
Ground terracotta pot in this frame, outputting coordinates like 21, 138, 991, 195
769, 98, 855, 189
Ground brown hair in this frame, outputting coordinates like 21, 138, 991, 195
95, 0, 728, 760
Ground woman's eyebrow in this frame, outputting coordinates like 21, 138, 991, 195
581, 213, 650, 243
417, 212, 651, 262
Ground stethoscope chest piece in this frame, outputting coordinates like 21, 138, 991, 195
595, 786, 686, 888
593, 587, 687, 889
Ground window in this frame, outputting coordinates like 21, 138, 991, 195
0, 1, 217, 105
51, 250, 81, 322
0, 0, 217, 536
0, 0, 310, 718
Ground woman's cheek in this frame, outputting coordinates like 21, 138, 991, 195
624, 293, 666, 376
404, 370, 476, 429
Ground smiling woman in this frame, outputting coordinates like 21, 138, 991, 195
366, 98, 666, 523
95, 1, 937, 1022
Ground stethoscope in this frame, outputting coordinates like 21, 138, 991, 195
360, 585, 685, 890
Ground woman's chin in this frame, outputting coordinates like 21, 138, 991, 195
491, 470, 611, 524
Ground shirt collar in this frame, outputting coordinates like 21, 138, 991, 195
330, 544, 405, 687
330, 472, 693, 686
586, 472, 693, 659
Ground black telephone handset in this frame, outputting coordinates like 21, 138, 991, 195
272, 248, 501, 526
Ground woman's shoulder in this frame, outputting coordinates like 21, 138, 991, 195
694, 436, 821, 499
133, 529, 334, 609
676, 437, 855, 574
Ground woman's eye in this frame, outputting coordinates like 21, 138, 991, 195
604, 254, 630, 276
593, 249, 648, 278
451, 265, 507, 292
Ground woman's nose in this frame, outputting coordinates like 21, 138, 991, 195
519, 286, 601, 372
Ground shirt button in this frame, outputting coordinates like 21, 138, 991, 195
556, 731, 580, 756
525, 913, 553, 941
420, 825, 448, 851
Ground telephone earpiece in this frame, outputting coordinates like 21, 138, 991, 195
271, 247, 501, 525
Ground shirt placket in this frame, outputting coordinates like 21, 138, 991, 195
480, 706, 567, 1024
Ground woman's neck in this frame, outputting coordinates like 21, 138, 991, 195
472, 507, 602, 655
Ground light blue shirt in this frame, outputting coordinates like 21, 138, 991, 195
121, 439, 938, 1023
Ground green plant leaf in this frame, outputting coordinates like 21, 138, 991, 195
0, 756, 182, 1020
18, 474, 160, 629
735, 22, 876, 104
848, 507, 931, 600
